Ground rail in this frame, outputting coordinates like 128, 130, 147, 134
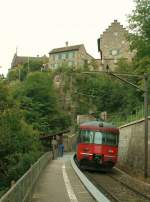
0, 152, 52, 202
108, 105, 150, 127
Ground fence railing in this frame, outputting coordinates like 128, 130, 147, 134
108, 105, 150, 127
0, 152, 52, 202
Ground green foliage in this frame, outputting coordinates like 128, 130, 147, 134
13, 72, 71, 134
0, 79, 43, 191
7, 59, 44, 82
116, 0, 150, 106
0, 67, 72, 193
0, 109, 42, 186
116, 59, 132, 73
54, 66, 142, 121
76, 73, 141, 114
0, 80, 9, 111
132, 56, 150, 75
7, 68, 20, 81
52, 64, 75, 76
2, 1, 150, 191
128, 0, 150, 58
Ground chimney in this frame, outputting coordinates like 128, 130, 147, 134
114, 19, 118, 23
65, 41, 69, 47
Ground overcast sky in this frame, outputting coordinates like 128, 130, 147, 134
0, 0, 135, 75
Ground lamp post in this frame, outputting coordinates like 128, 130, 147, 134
106, 65, 149, 178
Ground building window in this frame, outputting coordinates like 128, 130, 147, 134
55, 75, 60, 82
61, 53, 66, 59
69, 52, 74, 59
55, 54, 59, 61
58, 54, 61, 60
114, 59, 118, 64
114, 32, 118, 36
54, 63, 58, 68
65, 52, 68, 59
109, 49, 120, 56
68, 61, 73, 67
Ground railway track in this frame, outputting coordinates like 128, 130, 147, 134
84, 170, 150, 202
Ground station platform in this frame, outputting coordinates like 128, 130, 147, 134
31, 153, 96, 202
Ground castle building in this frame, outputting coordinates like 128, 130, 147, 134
98, 20, 134, 71
48, 42, 95, 70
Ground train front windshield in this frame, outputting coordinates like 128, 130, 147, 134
79, 130, 118, 146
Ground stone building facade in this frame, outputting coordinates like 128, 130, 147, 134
98, 20, 134, 71
49, 43, 95, 70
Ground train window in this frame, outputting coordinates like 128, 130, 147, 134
80, 130, 94, 143
77, 134, 81, 143
94, 132, 118, 146
105, 133, 118, 146
94, 132, 103, 144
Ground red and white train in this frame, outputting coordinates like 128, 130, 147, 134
75, 121, 119, 171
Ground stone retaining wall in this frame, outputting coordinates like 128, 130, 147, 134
118, 118, 150, 174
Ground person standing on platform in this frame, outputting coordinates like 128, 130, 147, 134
58, 135, 64, 157
59, 143, 64, 157
52, 136, 57, 159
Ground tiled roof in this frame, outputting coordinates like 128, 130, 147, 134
49, 44, 84, 54
100, 19, 127, 38
86, 52, 95, 59
11, 54, 48, 68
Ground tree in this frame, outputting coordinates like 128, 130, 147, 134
116, 0, 150, 96
0, 80, 10, 111
128, 0, 150, 58
0, 109, 42, 188
13, 72, 71, 134
54, 66, 142, 119
7, 59, 44, 81
0, 80, 42, 191
7, 68, 20, 81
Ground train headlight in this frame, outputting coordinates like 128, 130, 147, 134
108, 149, 114, 153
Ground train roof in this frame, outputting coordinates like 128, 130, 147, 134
80, 121, 119, 134
80, 121, 116, 128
